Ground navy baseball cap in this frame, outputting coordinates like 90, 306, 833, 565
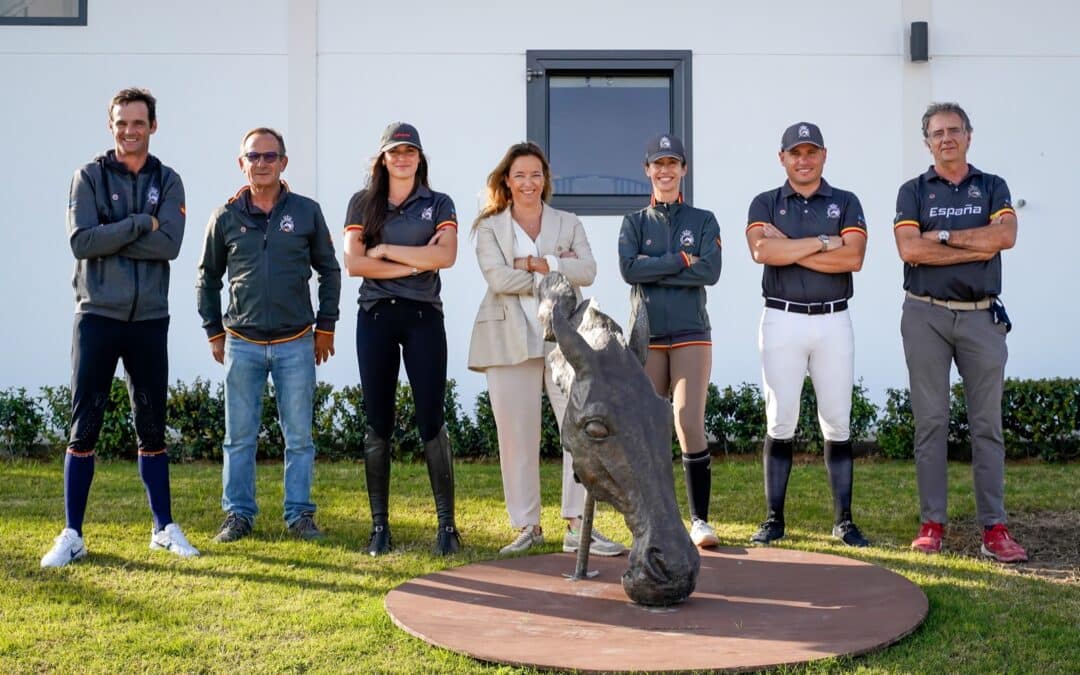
781, 122, 825, 151
379, 122, 422, 152
645, 134, 686, 163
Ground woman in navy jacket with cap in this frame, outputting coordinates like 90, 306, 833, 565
343, 122, 460, 556
618, 133, 722, 549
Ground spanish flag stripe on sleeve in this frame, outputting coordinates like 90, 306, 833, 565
436, 220, 458, 230
746, 221, 767, 233
840, 227, 868, 237
989, 207, 1016, 221
344, 224, 364, 232
893, 220, 920, 230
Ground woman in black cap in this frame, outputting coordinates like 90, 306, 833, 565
343, 122, 460, 556
617, 133, 723, 548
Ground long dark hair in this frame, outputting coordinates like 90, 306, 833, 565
472, 142, 552, 231
358, 150, 430, 247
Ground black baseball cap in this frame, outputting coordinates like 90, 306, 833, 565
645, 134, 686, 163
781, 122, 825, 151
379, 122, 422, 152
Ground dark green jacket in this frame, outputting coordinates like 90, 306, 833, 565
67, 151, 185, 321
196, 185, 341, 341
618, 199, 722, 339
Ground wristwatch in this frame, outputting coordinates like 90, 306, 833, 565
938, 230, 951, 245
818, 234, 830, 252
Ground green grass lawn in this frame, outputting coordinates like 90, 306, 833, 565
1, 457, 1077, 674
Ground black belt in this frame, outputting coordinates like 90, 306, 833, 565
765, 298, 848, 315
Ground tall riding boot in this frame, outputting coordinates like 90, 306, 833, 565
423, 425, 460, 555
751, 436, 793, 544
825, 440, 869, 546
364, 429, 392, 556
681, 449, 712, 523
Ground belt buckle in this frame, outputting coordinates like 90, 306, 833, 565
807, 302, 825, 315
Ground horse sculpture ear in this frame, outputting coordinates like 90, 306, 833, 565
550, 295, 594, 380
627, 284, 649, 368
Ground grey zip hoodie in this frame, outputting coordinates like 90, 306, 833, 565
67, 151, 185, 320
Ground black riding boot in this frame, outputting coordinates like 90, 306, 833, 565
825, 440, 869, 546
751, 436, 793, 544
424, 425, 460, 555
364, 429, 392, 556
681, 449, 712, 523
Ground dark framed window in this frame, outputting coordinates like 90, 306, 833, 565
0, 0, 87, 25
526, 50, 692, 215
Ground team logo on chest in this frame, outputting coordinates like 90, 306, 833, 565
279, 214, 295, 233
967, 184, 982, 199
680, 229, 694, 247
827, 203, 841, 219
146, 186, 160, 206
421, 206, 433, 221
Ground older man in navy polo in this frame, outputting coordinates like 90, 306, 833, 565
893, 102, 1027, 563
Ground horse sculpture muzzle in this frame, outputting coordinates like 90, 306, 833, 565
539, 273, 700, 606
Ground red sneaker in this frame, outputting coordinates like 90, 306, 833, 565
911, 521, 944, 553
981, 524, 1028, 563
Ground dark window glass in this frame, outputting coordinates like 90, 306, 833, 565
548, 74, 669, 197
527, 50, 692, 216
0, 0, 87, 25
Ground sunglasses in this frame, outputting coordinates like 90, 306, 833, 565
242, 151, 282, 164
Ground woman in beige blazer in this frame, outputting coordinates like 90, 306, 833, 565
468, 142, 625, 557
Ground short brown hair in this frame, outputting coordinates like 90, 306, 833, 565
240, 127, 287, 156
922, 102, 972, 139
109, 88, 157, 124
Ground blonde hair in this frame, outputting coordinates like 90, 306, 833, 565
472, 142, 552, 231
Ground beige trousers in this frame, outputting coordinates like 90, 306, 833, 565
486, 355, 586, 528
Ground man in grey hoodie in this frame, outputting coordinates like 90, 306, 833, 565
42, 88, 198, 568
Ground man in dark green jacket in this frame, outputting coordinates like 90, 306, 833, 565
196, 127, 341, 543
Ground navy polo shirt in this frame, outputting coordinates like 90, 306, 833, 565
344, 185, 457, 311
894, 165, 1014, 301
746, 179, 867, 303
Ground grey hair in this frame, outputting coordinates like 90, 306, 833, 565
921, 102, 972, 138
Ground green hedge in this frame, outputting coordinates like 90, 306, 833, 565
2, 377, 1076, 462
876, 378, 1080, 462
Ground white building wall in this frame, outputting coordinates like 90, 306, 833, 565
1, 0, 1076, 416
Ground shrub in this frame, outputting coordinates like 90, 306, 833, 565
328, 384, 366, 458
167, 378, 225, 461
876, 388, 915, 459
0, 388, 43, 455
39, 385, 72, 449
706, 382, 767, 454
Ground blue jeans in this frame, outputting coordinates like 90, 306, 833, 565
222, 333, 317, 525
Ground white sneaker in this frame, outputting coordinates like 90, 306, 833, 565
150, 523, 200, 558
563, 527, 627, 557
499, 525, 543, 555
41, 528, 87, 568
690, 519, 720, 548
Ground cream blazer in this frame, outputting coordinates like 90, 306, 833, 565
467, 204, 596, 371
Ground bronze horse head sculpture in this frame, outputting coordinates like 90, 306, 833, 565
538, 272, 700, 606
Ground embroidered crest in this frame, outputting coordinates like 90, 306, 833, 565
798, 124, 810, 138
967, 184, 981, 199
659, 136, 672, 149
827, 203, 841, 219
680, 229, 695, 247
929, 193, 936, 200
146, 186, 160, 206
421, 206, 434, 221
279, 214, 295, 233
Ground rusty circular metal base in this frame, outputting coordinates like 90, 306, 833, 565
385, 547, 928, 673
